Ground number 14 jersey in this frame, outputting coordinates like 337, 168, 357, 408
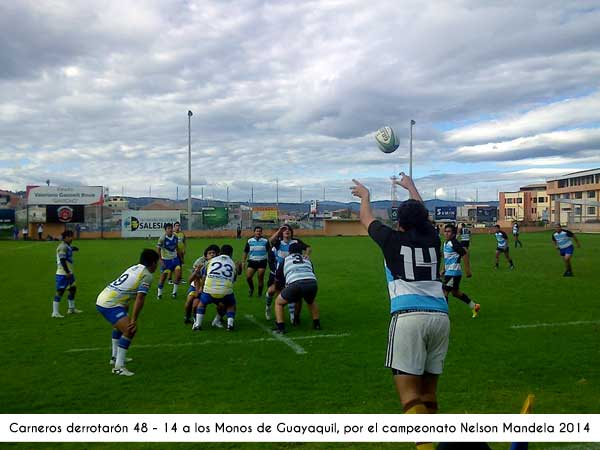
96, 264, 154, 309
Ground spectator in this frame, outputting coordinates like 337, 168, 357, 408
22, 226, 29, 240
75, 223, 81, 239
236, 223, 242, 239
38, 223, 44, 240
13, 226, 19, 240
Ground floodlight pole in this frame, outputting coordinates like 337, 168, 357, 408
187, 110, 193, 231
409, 119, 416, 178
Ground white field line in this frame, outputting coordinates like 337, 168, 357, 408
244, 314, 307, 355
8, 244, 37, 250
65, 332, 350, 354
510, 320, 600, 329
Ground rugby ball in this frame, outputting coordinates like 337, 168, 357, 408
375, 126, 399, 153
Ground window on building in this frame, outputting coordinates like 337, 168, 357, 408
558, 180, 567, 188
588, 207, 596, 215
588, 191, 596, 199
538, 197, 546, 203
574, 191, 583, 199
506, 198, 513, 204
517, 198, 522, 204
561, 193, 570, 199
532, 208, 536, 214
533, 197, 537, 203
575, 207, 582, 215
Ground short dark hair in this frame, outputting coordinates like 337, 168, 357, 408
204, 244, 220, 256
164, 223, 173, 230
288, 242, 302, 254
254, 226, 263, 232
140, 249, 159, 266
61, 230, 74, 239
174, 221, 180, 226
397, 199, 430, 231
281, 224, 294, 237
444, 224, 457, 234
220, 244, 233, 256
495, 224, 501, 228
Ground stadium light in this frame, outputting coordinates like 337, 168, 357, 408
187, 110, 193, 231
409, 119, 416, 178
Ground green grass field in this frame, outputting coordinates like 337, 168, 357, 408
2, 232, 599, 450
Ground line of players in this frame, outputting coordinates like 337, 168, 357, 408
50, 220, 578, 377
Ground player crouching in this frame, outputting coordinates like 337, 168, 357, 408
273, 243, 321, 334
192, 245, 242, 331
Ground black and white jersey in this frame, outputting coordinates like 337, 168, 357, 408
276, 253, 316, 286
368, 220, 447, 315
460, 227, 471, 242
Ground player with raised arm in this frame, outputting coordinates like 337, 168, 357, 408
493, 225, 514, 270
243, 226, 270, 297
352, 173, 448, 450
273, 242, 321, 334
156, 223, 182, 299
192, 244, 241, 331
51, 230, 82, 318
96, 249, 160, 376
552, 224, 581, 276
441, 224, 480, 318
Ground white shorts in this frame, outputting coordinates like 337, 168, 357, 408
385, 311, 450, 376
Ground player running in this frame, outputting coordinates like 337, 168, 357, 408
441, 224, 480, 318
156, 223, 183, 299
493, 225, 514, 270
184, 244, 219, 324
513, 222, 523, 248
170, 221, 187, 284
352, 173, 448, 450
51, 230, 82, 318
459, 223, 471, 251
96, 249, 160, 376
552, 224, 581, 276
243, 226, 270, 297
192, 245, 241, 331
273, 242, 321, 334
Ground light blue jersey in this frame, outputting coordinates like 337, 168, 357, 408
552, 230, 574, 249
245, 237, 269, 261
443, 239, 464, 276
495, 231, 508, 249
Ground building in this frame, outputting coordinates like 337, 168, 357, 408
546, 168, 600, 225
499, 184, 549, 223
105, 196, 129, 210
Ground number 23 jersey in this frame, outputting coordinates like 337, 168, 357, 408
96, 264, 154, 309
203, 255, 237, 298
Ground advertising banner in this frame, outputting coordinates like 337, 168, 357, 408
202, 207, 228, 228
476, 206, 498, 223
46, 205, 85, 223
0, 209, 15, 238
27, 185, 104, 205
252, 206, 278, 221
434, 206, 457, 221
28, 206, 47, 222
121, 210, 181, 238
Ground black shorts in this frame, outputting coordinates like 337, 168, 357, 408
497, 247, 509, 254
460, 241, 470, 248
247, 259, 267, 270
281, 279, 318, 304
442, 275, 461, 291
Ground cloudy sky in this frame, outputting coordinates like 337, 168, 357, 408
1, 0, 600, 203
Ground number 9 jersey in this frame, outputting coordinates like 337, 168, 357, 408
203, 255, 237, 298
96, 264, 154, 309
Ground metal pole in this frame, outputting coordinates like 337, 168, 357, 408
300, 187, 303, 203
409, 120, 415, 178
187, 110, 193, 231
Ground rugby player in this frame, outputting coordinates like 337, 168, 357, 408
441, 224, 480, 318
493, 225, 514, 269
353, 173, 448, 450
459, 223, 471, 251
512, 221, 523, 248
184, 244, 219, 324
156, 223, 182, 299
552, 224, 581, 276
192, 245, 241, 331
51, 230, 82, 318
273, 242, 321, 334
243, 226, 270, 297
96, 249, 160, 376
